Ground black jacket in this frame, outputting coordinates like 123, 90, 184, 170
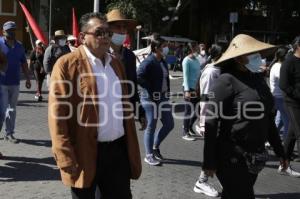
279, 54, 300, 107
137, 54, 170, 99
203, 71, 285, 170
120, 47, 145, 119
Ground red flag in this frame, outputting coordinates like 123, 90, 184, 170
72, 8, 79, 46
19, 1, 48, 45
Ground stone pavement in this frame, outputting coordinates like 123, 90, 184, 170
0, 72, 300, 199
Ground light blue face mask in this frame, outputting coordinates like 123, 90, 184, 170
111, 33, 126, 46
245, 53, 263, 73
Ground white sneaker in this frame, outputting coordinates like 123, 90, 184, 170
195, 124, 204, 137
194, 180, 219, 197
278, 165, 300, 177
144, 154, 161, 166
182, 135, 196, 141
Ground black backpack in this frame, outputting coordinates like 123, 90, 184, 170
46, 44, 70, 73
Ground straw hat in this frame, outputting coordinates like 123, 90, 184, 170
54, 30, 66, 38
106, 9, 137, 30
215, 34, 277, 65
35, 39, 42, 45
67, 35, 77, 41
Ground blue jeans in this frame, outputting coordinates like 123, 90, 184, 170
0, 87, 5, 132
274, 97, 289, 139
0, 85, 20, 135
141, 93, 174, 155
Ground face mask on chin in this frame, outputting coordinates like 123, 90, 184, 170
245, 53, 263, 73
58, 39, 66, 47
111, 33, 126, 46
162, 47, 169, 56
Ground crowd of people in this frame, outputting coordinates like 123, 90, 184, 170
0, 8, 299, 199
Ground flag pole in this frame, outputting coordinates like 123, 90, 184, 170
49, 0, 52, 42
94, 0, 100, 12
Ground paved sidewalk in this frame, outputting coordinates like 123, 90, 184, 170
0, 76, 299, 199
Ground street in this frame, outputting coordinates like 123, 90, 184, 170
0, 71, 299, 199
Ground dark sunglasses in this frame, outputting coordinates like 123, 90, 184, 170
84, 28, 113, 38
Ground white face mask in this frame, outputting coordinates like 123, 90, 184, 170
58, 39, 66, 47
162, 47, 169, 56
200, 50, 206, 56
111, 33, 126, 46
245, 53, 263, 73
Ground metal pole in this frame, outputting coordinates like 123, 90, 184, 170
231, 23, 234, 39
48, 0, 52, 43
137, 29, 140, 50
94, 0, 100, 12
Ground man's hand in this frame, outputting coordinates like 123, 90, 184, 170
203, 169, 216, 177
25, 79, 31, 89
184, 91, 191, 99
62, 165, 78, 176
139, 117, 147, 131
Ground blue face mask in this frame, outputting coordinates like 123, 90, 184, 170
111, 33, 126, 46
245, 53, 263, 73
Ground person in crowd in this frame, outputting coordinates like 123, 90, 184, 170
48, 12, 141, 199
29, 39, 46, 101
197, 43, 208, 68
107, 9, 146, 130
43, 30, 70, 87
279, 36, 300, 163
0, 45, 7, 158
67, 35, 78, 52
0, 21, 31, 143
137, 33, 174, 166
202, 34, 290, 199
193, 44, 223, 197
174, 44, 184, 71
181, 42, 201, 141
269, 47, 289, 140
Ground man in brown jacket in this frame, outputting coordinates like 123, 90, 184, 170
48, 12, 141, 199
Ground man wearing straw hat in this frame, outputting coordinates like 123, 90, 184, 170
43, 30, 70, 87
106, 9, 146, 131
201, 34, 291, 199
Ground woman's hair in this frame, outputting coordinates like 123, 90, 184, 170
187, 42, 198, 54
268, 47, 288, 68
150, 33, 166, 53
202, 44, 223, 65
292, 36, 300, 52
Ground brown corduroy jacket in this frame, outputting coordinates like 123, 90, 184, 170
48, 45, 141, 188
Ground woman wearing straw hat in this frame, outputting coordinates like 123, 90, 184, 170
202, 34, 289, 199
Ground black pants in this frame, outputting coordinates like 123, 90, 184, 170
183, 95, 199, 135
216, 158, 258, 199
33, 66, 46, 94
71, 136, 132, 199
284, 104, 300, 160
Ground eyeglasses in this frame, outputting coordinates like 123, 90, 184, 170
84, 28, 113, 38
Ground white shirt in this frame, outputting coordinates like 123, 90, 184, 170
269, 62, 283, 98
160, 62, 168, 93
83, 46, 124, 142
199, 63, 221, 131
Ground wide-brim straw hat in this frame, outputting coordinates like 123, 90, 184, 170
215, 34, 277, 65
106, 9, 137, 30
54, 30, 66, 38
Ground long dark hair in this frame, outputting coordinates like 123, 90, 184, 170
268, 47, 288, 69
292, 35, 300, 53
